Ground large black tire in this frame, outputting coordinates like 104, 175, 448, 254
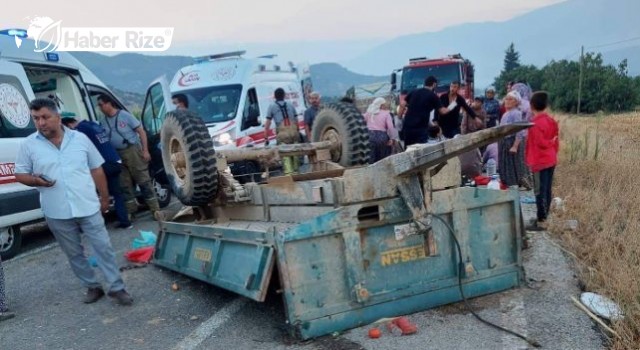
161, 110, 218, 206
311, 102, 370, 166
0, 225, 22, 260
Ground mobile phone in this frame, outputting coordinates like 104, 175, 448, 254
39, 174, 54, 183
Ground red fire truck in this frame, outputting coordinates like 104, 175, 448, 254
390, 54, 475, 102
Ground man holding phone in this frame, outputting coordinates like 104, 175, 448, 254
14, 98, 133, 306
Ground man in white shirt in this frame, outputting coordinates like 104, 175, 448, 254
14, 98, 133, 306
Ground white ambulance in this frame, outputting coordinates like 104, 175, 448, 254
0, 29, 129, 259
141, 51, 312, 180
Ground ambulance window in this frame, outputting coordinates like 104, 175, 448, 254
0, 76, 36, 138
241, 88, 260, 131
141, 83, 166, 136
23, 68, 91, 121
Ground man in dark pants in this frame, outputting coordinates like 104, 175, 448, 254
525, 91, 559, 230
304, 92, 321, 140
397, 76, 451, 147
97, 94, 160, 220
62, 117, 132, 229
435, 81, 476, 139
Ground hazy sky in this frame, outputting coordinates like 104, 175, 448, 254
6, 0, 564, 45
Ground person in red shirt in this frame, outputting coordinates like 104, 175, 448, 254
525, 91, 559, 229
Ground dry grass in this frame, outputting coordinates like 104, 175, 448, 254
547, 111, 640, 349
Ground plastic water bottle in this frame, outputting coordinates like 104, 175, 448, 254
486, 158, 496, 176
487, 175, 501, 190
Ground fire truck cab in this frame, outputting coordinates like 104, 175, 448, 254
391, 53, 475, 100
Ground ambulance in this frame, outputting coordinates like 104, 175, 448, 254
0, 29, 130, 258
141, 51, 313, 180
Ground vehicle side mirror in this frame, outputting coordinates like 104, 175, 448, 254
390, 73, 397, 91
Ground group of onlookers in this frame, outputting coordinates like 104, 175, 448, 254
360, 76, 559, 231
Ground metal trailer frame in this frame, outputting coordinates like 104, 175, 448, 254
153, 124, 529, 339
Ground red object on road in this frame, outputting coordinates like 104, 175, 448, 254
368, 327, 382, 338
124, 247, 154, 263
391, 317, 417, 335
474, 175, 491, 186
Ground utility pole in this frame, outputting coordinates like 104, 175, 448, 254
577, 45, 584, 114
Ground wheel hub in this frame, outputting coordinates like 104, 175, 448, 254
154, 180, 169, 201
169, 137, 187, 185
0, 227, 14, 251
321, 128, 342, 162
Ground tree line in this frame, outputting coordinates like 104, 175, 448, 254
493, 43, 640, 114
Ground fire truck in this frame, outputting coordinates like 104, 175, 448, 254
390, 54, 475, 101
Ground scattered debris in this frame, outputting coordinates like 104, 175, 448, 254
171, 283, 180, 291
190, 315, 199, 321
119, 263, 148, 272
124, 246, 154, 264
551, 197, 565, 211
563, 219, 579, 231
521, 195, 536, 204
368, 328, 381, 339
571, 296, 620, 337
132, 230, 157, 249
580, 292, 624, 321
385, 317, 418, 336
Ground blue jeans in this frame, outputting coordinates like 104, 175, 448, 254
103, 162, 130, 225
46, 211, 125, 292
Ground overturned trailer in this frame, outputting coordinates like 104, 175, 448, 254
153, 104, 529, 339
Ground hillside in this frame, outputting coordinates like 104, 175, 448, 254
310, 63, 385, 97
344, 0, 640, 88
73, 52, 193, 95
72, 53, 384, 101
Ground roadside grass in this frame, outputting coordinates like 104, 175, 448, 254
547, 111, 640, 349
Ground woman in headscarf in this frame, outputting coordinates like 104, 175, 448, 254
364, 97, 399, 163
511, 83, 533, 122
511, 82, 534, 189
498, 90, 528, 187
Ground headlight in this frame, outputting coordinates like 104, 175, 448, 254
213, 132, 234, 147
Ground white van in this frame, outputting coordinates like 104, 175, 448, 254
140, 51, 312, 180
0, 29, 128, 259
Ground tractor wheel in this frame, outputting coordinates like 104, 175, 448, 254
311, 102, 370, 166
161, 110, 218, 206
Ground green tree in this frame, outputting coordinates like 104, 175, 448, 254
541, 60, 580, 112
503, 43, 521, 73
493, 65, 541, 96
492, 51, 639, 114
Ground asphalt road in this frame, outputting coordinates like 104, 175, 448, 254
1, 198, 606, 350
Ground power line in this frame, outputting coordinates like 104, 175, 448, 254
562, 50, 580, 60
586, 36, 640, 50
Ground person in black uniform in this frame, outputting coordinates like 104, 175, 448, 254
397, 76, 450, 146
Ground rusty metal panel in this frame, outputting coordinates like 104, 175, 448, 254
268, 206, 333, 223
252, 179, 338, 206
154, 221, 278, 302
276, 186, 523, 339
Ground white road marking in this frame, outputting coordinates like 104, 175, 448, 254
5, 242, 58, 265
173, 298, 248, 350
